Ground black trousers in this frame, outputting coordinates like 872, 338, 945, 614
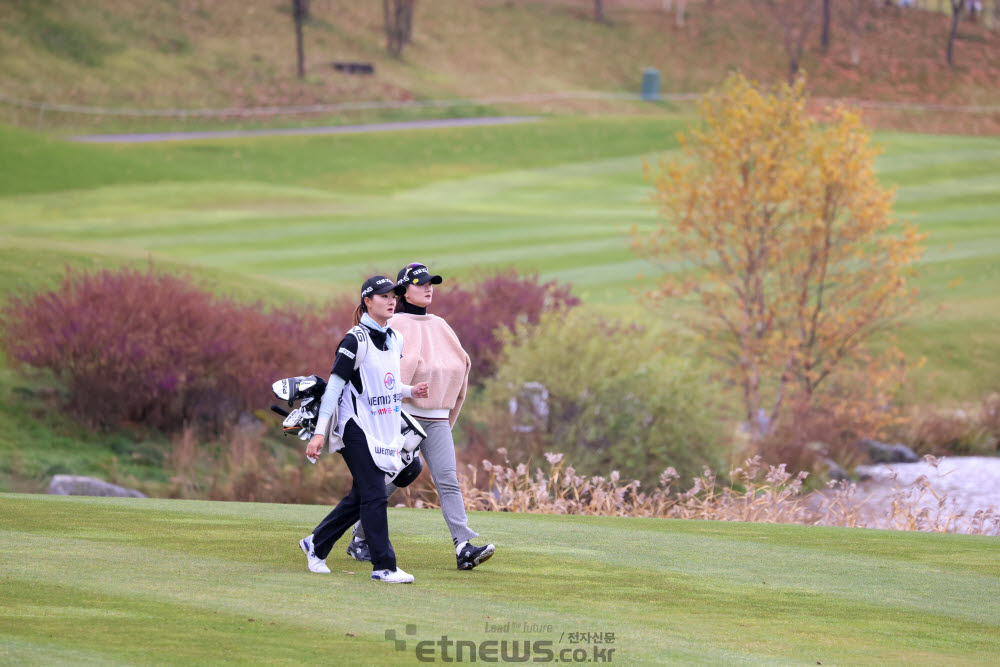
311, 419, 397, 571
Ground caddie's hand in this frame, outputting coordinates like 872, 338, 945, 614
412, 382, 429, 399
306, 434, 325, 459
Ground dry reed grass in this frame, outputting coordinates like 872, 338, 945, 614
166, 422, 352, 504
899, 396, 1000, 456
164, 424, 999, 536
438, 449, 1000, 536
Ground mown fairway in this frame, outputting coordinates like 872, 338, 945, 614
1, 118, 999, 402
2, 494, 999, 665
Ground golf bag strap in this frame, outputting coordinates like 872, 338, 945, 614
346, 326, 370, 371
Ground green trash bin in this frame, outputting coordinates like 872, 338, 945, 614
641, 67, 660, 102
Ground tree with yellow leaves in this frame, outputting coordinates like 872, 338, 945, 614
635, 73, 924, 454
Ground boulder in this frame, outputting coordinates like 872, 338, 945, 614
821, 457, 850, 482
862, 439, 919, 464
47, 475, 145, 498
508, 381, 549, 433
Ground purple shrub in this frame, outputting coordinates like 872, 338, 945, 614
0, 266, 573, 434
1, 267, 356, 434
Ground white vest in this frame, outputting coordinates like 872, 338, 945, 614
336, 326, 406, 475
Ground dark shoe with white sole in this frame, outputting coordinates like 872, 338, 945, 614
346, 536, 372, 562
457, 542, 495, 570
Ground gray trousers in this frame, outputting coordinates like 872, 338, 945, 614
353, 419, 478, 545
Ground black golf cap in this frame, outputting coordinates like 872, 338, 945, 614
397, 263, 443, 287
361, 275, 405, 301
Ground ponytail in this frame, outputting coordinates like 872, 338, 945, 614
352, 303, 364, 327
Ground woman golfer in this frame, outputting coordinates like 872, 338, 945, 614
347, 263, 496, 571
299, 275, 429, 584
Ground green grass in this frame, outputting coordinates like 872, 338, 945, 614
0, 367, 176, 493
0, 117, 686, 197
3, 118, 999, 402
1, 116, 999, 491
2, 494, 999, 664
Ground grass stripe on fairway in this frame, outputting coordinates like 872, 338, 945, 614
2, 494, 1000, 665
2, 118, 1000, 401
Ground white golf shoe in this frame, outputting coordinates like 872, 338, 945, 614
299, 534, 331, 573
371, 567, 414, 584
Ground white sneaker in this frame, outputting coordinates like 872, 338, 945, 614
371, 567, 414, 584
299, 534, 331, 573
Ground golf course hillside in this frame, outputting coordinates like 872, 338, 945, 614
3, 493, 1000, 664
1, 0, 999, 132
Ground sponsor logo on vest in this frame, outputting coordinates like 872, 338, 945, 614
370, 392, 402, 416
369, 393, 402, 407
384, 372, 395, 389
373, 444, 400, 457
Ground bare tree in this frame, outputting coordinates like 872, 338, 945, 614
594, 0, 607, 23
402, 0, 415, 42
292, 0, 311, 79
820, 0, 832, 51
840, 0, 871, 65
766, 0, 822, 82
947, 0, 966, 65
662, 0, 688, 27
384, 0, 416, 57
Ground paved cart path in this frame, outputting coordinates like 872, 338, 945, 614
70, 116, 540, 143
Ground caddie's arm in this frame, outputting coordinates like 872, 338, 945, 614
307, 334, 359, 459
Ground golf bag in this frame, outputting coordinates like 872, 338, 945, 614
270, 374, 426, 487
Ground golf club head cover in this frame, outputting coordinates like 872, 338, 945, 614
399, 410, 427, 453
386, 450, 423, 488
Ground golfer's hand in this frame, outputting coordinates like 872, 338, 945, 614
306, 434, 325, 460
412, 382, 429, 399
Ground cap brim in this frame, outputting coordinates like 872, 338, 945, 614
414, 275, 443, 285
369, 285, 405, 296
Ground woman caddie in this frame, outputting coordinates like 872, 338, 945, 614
298, 275, 429, 584
346, 263, 496, 571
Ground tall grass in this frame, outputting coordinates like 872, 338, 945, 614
448, 450, 1000, 536
165, 419, 1000, 536
166, 423, 352, 504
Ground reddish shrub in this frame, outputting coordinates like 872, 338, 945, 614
432, 272, 579, 386
1, 267, 354, 434
0, 266, 573, 434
